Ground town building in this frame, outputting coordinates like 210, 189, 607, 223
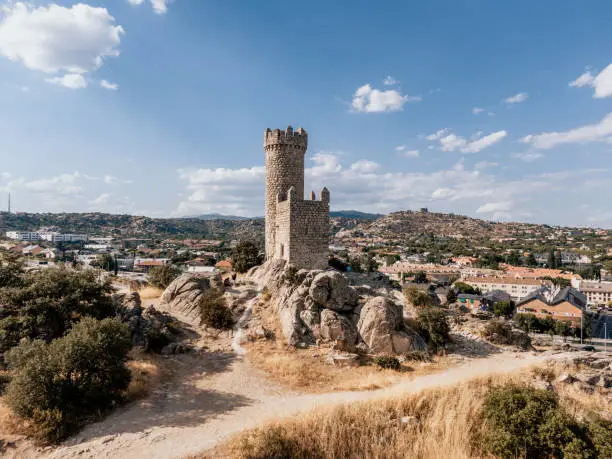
571, 279, 612, 306
499, 264, 581, 281
462, 276, 543, 301
6, 231, 88, 243
264, 126, 330, 270
516, 285, 588, 326
6, 231, 41, 241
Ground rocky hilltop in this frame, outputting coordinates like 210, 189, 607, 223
249, 260, 426, 355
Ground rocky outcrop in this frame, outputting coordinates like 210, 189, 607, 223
161, 274, 216, 316
249, 260, 427, 355
357, 297, 426, 354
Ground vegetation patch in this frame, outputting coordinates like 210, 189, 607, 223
374, 355, 401, 371
4, 317, 132, 443
198, 288, 234, 329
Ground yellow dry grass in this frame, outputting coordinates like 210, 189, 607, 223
138, 286, 164, 300
126, 351, 169, 400
211, 364, 610, 459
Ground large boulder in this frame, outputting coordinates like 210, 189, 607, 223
357, 296, 425, 354
319, 309, 358, 350
161, 274, 212, 316
309, 271, 358, 311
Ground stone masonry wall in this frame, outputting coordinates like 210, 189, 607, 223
264, 127, 307, 260
264, 126, 329, 270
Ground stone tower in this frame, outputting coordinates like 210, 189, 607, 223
264, 126, 329, 270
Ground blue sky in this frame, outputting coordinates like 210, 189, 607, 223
1, 1, 612, 226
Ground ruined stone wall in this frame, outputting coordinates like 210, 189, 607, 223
275, 191, 329, 270
264, 127, 307, 260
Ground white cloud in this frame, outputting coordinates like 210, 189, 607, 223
522, 112, 612, 149
474, 161, 499, 170
514, 152, 544, 162
402, 149, 420, 158
504, 92, 528, 104
89, 193, 111, 205
477, 201, 512, 213
350, 160, 380, 173
383, 76, 397, 85
569, 64, 612, 99
433, 130, 507, 153
425, 128, 449, 141
100, 79, 118, 90
128, 0, 172, 15
461, 130, 508, 154
103, 175, 132, 185
351, 84, 420, 113
0, 3, 124, 78
395, 145, 406, 151
23, 172, 83, 195
569, 70, 595, 88
472, 107, 484, 114
45, 73, 87, 89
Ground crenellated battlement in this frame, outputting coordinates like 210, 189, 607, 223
264, 126, 308, 151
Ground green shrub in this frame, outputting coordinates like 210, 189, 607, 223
232, 240, 261, 273
4, 317, 131, 443
0, 266, 115, 355
586, 417, 612, 458
480, 384, 600, 459
403, 351, 430, 362
147, 264, 182, 289
415, 307, 450, 352
198, 288, 234, 329
404, 287, 435, 308
493, 301, 513, 317
374, 356, 401, 370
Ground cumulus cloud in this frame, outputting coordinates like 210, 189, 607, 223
0, 3, 124, 79
45, 73, 87, 89
128, 0, 172, 14
23, 172, 83, 195
504, 92, 528, 104
569, 64, 612, 99
383, 76, 398, 85
522, 112, 612, 149
513, 152, 544, 162
176, 153, 603, 218
474, 161, 499, 170
350, 160, 380, 173
430, 129, 508, 153
100, 80, 118, 90
476, 201, 512, 213
472, 107, 484, 114
89, 193, 112, 205
402, 150, 420, 158
351, 84, 420, 113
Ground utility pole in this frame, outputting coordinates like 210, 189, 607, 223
605, 321, 608, 355
580, 313, 583, 345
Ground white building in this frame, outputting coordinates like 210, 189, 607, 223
462, 276, 544, 301
39, 232, 88, 243
572, 279, 612, 306
6, 231, 41, 241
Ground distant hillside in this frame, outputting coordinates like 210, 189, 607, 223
330, 210, 382, 220
190, 213, 252, 221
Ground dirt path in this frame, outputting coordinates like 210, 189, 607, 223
6, 288, 546, 459
40, 349, 546, 459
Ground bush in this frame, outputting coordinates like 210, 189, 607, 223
147, 264, 182, 289
374, 356, 401, 370
4, 317, 131, 443
404, 286, 435, 309
198, 288, 234, 329
453, 281, 481, 295
0, 266, 115, 355
493, 301, 513, 317
235, 425, 323, 459
480, 384, 601, 459
232, 240, 261, 273
415, 307, 450, 352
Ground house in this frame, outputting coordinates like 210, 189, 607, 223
134, 260, 166, 273
463, 276, 543, 301
457, 293, 484, 311
572, 280, 612, 306
215, 259, 233, 271
516, 285, 587, 326
187, 266, 218, 274
22, 244, 43, 256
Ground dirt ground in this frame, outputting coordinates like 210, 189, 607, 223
0, 286, 554, 459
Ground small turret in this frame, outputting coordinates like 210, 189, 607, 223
287, 186, 297, 201
320, 187, 330, 203
310, 190, 316, 200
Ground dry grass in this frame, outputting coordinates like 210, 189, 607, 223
126, 350, 169, 400
138, 286, 164, 300
210, 363, 610, 459
246, 296, 452, 393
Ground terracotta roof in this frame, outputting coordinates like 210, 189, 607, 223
136, 260, 165, 267
500, 264, 581, 280
464, 276, 542, 286
215, 259, 233, 269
